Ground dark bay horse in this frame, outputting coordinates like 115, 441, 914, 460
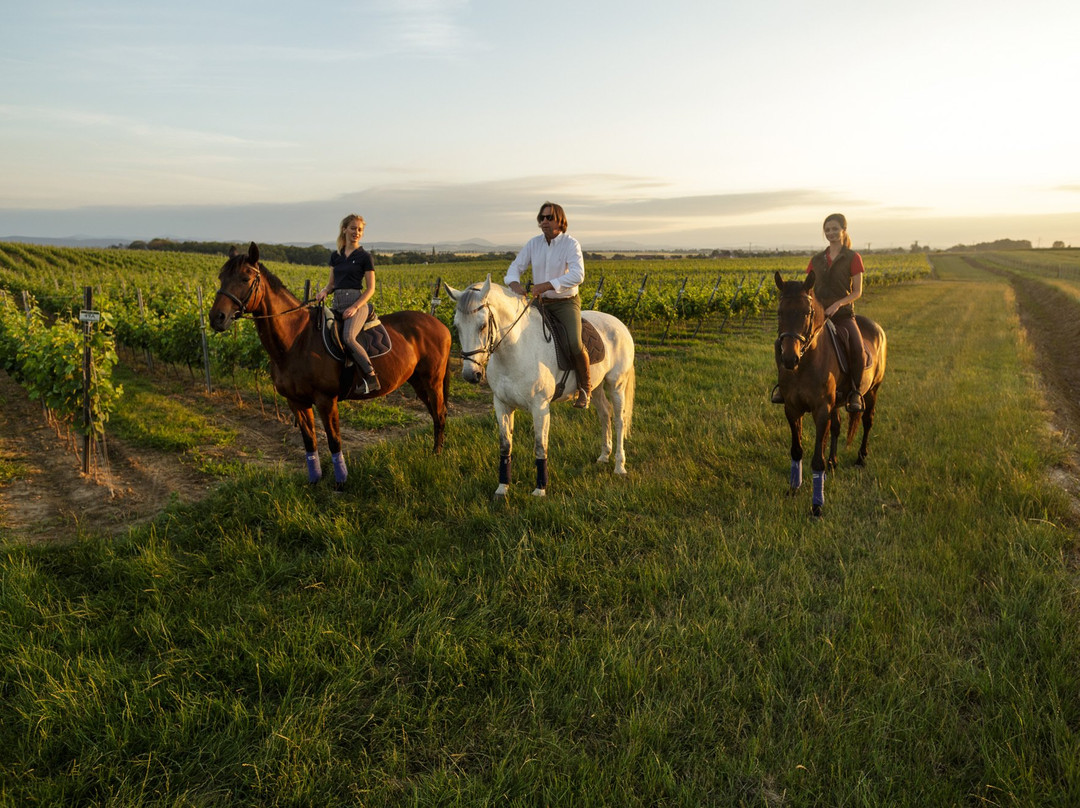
774, 270, 887, 517
209, 242, 451, 489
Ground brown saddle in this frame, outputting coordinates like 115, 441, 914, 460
536, 303, 606, 371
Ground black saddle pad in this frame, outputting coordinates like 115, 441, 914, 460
322, 306, 392, 361
538, 305, 606, 371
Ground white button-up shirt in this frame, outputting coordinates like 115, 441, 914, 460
504, 232, 585, 299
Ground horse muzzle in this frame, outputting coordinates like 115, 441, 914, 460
461, 364, 485, 384
209, 308, 235, 333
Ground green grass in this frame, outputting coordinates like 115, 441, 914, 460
1, 266, 1078, 805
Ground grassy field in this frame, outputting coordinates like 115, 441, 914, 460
1, 258, 1078, 805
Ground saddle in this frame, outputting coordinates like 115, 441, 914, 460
536, 302, 606, 371
318, 306, 392, 396
825, 318, 876, 394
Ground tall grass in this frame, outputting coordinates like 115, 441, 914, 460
1, 263, 1078, 805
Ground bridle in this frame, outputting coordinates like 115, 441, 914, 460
459, 297, 532, 372
776, 291, 822, 356
213, 261, 312, 320
214, 261, 262, 316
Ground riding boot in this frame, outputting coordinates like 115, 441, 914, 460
844, 321, 865, 414
352, 355, 380, 396
573, 346, 591, 409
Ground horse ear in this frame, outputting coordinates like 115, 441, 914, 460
247, 242, 260, 265
443, 282, 460, 302
229, 246, 238, 258
774, 271, 784, 291
804, 271, 816, 292
480, 275, 492, 299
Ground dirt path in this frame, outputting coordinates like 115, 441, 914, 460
0, 358, 479, 543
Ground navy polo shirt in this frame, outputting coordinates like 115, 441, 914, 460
330, 247, 374, 290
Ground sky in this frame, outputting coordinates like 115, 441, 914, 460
1, 0, 1079, 251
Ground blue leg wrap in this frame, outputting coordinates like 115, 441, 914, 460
535, 458, 548, 490
306, 452, 321, 484
789, 459, 802, 489
332, 451, 348, 485
499, 454, 512, 485
812, 471, 825, 508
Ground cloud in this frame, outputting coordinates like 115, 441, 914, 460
374, 0, 475, 58
4, 175, 1078, 251
0, 104, 294, 150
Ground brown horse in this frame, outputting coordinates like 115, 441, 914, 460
209, 242, 451, 489
774, 270, 887, 517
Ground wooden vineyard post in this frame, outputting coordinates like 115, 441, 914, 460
430, 277, 442, 316
79, 287, 97, 475
197, 287, 213, 394
589, 276, 605, 310
626, 274, 649, 328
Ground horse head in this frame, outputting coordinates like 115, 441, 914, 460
210, 242, 263, 332
445, 275, 498, 383
774, 270, 823, 370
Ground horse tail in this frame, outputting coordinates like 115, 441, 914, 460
442, 339, 452, 411
845, 411, 859, 447
621, 364, 636, 438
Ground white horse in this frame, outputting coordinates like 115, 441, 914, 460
445, 276, 636, 498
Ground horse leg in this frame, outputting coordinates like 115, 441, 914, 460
856, 387, 878, 467
494, 398, 514, 499
411, 352, 449, 455
594, 382, 614, 465
787, 411, 803, 494
316, 398, 347, 491
608, 371, 632, 475
827, 409, 841, 471
531, 399, 551, 497
293, 403, 322, 485
810, 409, 830, 518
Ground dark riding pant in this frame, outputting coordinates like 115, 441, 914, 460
832, 307, 865, 394
543, 295, 583, 357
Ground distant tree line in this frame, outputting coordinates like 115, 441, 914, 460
941, 238, 1034, 253
127, 238, 332, 265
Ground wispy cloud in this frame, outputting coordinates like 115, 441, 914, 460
0, 104, 295, 150
373, 0, 475, 58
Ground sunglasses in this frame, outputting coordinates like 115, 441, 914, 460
538, 213, 556, 222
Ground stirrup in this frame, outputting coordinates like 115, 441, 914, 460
846, 391, 864, 413
770, 384, 784, 404
573, 389, 590, 409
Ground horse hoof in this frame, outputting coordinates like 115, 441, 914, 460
530, 488, 547, 497
614, 465, 627, 475
333, 481, 346, 493
855, 457, 867, 468
811, 504, 823, 518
